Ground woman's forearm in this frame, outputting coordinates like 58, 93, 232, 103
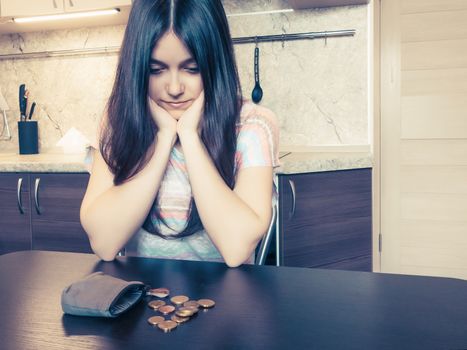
80, 132, 176, 260
178, 132, 272, 267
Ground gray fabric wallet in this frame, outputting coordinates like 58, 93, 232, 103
61, 272, 146, 317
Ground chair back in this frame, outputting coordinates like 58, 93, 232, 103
255, 204, 277, 265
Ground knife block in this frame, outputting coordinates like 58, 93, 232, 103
18, 121, 39, 154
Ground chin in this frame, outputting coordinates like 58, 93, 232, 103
169, 110, 184, 120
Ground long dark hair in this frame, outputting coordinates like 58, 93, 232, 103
100, 0, 242, 238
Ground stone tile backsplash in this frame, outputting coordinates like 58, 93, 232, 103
0, 1, 368, 152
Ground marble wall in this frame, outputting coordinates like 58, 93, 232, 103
0, 0, 369, 152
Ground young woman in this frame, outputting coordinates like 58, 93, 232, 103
80, 0, 279, 267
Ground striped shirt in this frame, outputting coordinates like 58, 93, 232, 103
89, 101, 280, 264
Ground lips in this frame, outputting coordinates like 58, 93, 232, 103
163, 100, 191, 109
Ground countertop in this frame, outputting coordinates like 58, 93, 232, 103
277, 151, 372, 174
0, 151, 89, 173
0, 146, 372, 174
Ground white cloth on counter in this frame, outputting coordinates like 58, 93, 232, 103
56, 127, 90, 154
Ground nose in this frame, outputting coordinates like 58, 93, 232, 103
166, 72, 184, 98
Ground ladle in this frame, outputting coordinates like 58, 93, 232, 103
251, 41, 263, 104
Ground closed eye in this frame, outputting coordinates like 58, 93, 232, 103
149, 67, 164, 75
149, 67, 199, 75
185, 67, 200, 74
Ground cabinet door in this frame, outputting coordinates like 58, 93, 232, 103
30, 173, 92, 253
0, 0, 63, 17
279, 169, 372, 271
0, 174, 31, 255
64, 0, 131, 12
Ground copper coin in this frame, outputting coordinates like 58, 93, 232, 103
198, 299, 215, 308
158, 305, 176, 315
147, 316, 165, 326
171, 314, 190, 324
148, 287, 170, 298
148, 300, 166, 310
185, 305, 199, 314
175, 307, 194, 317
183, 300, 199, 308
170, 295, 189, 306
157, 320, 178, 332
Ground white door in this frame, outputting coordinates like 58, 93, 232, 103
1, 0, 63, 17
380, 0, 467, 279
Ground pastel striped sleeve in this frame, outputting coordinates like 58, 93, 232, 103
235, 110, 280, 171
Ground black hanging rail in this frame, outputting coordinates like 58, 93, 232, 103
0, 29, 356, 60
232, 29, 355, 44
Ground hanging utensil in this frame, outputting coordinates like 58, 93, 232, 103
251, 40, 263, 104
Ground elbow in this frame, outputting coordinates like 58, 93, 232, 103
220, 228, 265, 268
222, 245, 255, 268
224, 257, 243, 268
224, 222, 268, 268
89, 240, 117, 262
97, 253, 116, 262
80, 206, 118, 262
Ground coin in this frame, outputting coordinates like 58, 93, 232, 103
171, 314, 190, 324
170, 295, 189, 306
158, 305, 176, 315
147, 316, 165, 326
183, 300, 199, 308
148, 287, 170, 298
184, 305, 199, 314
157, 320, 178, 332
148, 300, 166, 310
198, 299, 215, 308
176, 307, 195, 317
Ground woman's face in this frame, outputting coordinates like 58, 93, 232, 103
148, 30, 204, 120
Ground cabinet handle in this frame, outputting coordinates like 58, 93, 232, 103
52, 0, 58, 8
17, 178, 25, 214
288, 179, 296, 218
34, 178, 42, 215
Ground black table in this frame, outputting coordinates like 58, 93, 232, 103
0, 251, 466, 350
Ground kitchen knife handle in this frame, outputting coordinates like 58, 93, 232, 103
288, 179, 296, 219
34, 178, 42, 215
17, 177, 25, 214
19, 84, 26, 120
29, 102, 36, 120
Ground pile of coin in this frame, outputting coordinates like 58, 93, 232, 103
146, 287, 215, 332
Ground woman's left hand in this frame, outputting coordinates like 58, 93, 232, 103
177, 91, 205, 138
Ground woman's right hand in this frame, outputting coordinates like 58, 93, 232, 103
147, 97, 177, 137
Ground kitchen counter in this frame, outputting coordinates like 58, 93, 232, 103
0, 147, 372, 174
0, 151, 89, 172
277, 151, 372, 174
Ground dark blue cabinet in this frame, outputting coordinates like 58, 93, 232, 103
0, 173, 31, 254
30, 173, 92, 253
0, 172, 91, 255
278, 168, 372, 271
